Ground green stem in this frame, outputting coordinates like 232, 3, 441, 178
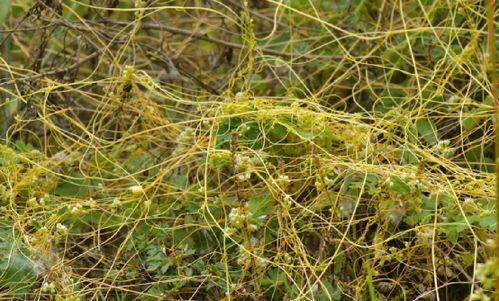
367, 265, 377, 301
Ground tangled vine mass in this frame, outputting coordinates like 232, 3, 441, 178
0, 1, 497, 300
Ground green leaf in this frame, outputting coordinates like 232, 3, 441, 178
478, 213, 496, 229
0, 236, 35, 296
261, 268, 287, 288
127, 152, 153, 173
165, 174, 189, 192
0, 1, 9, 25
400, 147, 419, 165
318, 281, 342, 301
382, 42, 407, 66
208, 151, 232, 170
365, 173, 379, 195
461, 117, 480, 130
441, 219, 469, 244
464, 145, 483, 168
407, 124, 418, 143
268, 123, 288, 142
422, 197, 436, 210
14, 140, 33, 153
333, 253, 346, 274
482, 157, 495, 173
403, 212, 419, 226
146, 259, 162, 272
378, 88, 406, 110
388, 176, 411, 195
51, 171, 94, 196
446, 228, 458, 244
248, 193, 274, 229
416, 118, 437, 145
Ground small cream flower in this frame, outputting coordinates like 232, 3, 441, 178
56, 223, 68, 236
129, 185, 144, 196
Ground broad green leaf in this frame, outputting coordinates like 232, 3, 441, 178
261, 268, 287, 288
0, 227, 35, 296
461, 108, 481, 130
0, 1, 9, 25
51, 171, 94, 196
379, 88, 406, 109
416, 118, 437, 145
464, 145, 483, 169
14, 140, 33, 153
318, 281, 342, 301
407, 124, 418, 143
461, 116, 481, 130
387, 176, 411, 195
248, 193, 273, 217
268, 123, 288, 141
478, 213, 496, 229
400, 147, 419, 165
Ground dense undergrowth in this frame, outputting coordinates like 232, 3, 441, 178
0, 0, 498, 300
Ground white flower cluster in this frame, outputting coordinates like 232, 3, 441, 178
415, 227, 434, 244
228, 205, 253, 230
387, 201, 406, 225
67, 203, 84, 215
177, 127, 195, 145
41, 281, 56, 294
434, 140, 455, 158
476, 258, 499, 289
282, 252, 293, 264
26, 197, 39, 208
249, 151, 268, 166
111, 197, 121, 209
56, 223, 68, 236
236, 250, 249, 266
342, 128, 366, 153
383, 177, 394, 188
227, 204, 264, 233
462, 198, 477, 212
399, 168, 423, 191
24, 227, 52, 246
40, 193, 49, 206
235, 154, 252, 171
236, 246, 267, 269
283, 195, 293, 207
87, 198, 97, 208
277, 174, 290, 186
237, 123, 251, 137
234, 91, 246, 101
314, 180, 322, 190
0, 184, 13, 203
315, 175, 334, 191
122, 65, 135, 78
173, 127, 195, 156
387, 247, 403, 261
338, 200, 353, 219
237, 172, 251, 181
235, 154, 253, 181
27, 194, 49, 209
129, 185, 144, 196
